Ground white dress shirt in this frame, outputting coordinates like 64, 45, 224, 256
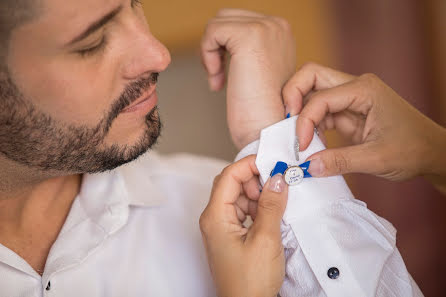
236, 116, 424, 297
0, 153, 226, 297
0, 117, 423, 297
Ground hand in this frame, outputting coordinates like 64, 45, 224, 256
201, 9, 296, 149
200, 155, 288, 297
282, 63, 446, 191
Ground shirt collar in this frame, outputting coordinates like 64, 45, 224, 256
81, 150, 166, 209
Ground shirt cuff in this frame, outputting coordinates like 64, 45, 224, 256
235, 139, 260, 162
235, 116, 404, 297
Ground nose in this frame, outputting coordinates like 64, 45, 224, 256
121, 21, 171, 80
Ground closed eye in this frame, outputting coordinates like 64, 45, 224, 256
77, 37, 107, 57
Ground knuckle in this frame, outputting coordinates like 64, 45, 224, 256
199, 211, 212, 235
332, 152, 351, 174
203, 21, 217, 37
220, 164, 233, 177
300, 61, 319, 72
248, 21, 267, 35
258, 198, 282, 214
359, 73, 380, 84
212, 174, 221, 187
273, 17, 291, 31
216, 8, 229, 16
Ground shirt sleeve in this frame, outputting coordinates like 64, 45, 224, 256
236, 116, 424, 297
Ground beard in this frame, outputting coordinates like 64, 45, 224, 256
0, 72, 162, 174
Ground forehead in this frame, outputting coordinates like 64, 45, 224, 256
42, 0, 122, 23
14, 0, 124, 45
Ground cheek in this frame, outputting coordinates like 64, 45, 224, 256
9, 51, 120, 127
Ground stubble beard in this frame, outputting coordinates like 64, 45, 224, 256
0, 72, 162, 174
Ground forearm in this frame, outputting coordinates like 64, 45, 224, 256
423, 125, 446, 195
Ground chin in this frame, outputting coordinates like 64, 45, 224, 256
82, 108, 162, 174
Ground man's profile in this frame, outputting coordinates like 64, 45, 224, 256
0, 0, 168, 174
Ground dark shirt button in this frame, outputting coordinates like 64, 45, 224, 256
327, 267, 340, 279
46, 281, 51, 291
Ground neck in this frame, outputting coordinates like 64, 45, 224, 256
0, 157, 82, 232
0, 158, 82, 274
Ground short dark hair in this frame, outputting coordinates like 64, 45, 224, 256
0, 0, 39, 70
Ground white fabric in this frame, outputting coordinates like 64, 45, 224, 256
235, 116, 424, 297
0, 116, 424, 297
0, 152, 227, 297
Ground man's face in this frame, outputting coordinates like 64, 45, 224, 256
0, 0, 171, 174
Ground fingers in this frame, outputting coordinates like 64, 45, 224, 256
200, 9, 289, 92
234, 194, 259, 222
200, 155, 260, 241
242, 175, 261, 201
249, 174, 288, 241
200, 21, 231, 91
234, 201, 247, 222
248, 200, 258, 220
234, 176, 260, 222
216, 8, 265, 18
206, 155, 259, 217
282, 62, 355, 117
201, 19, 252, 91
200, 28, 227, 91
307, 143, 383, 177
296, 79, 372, 150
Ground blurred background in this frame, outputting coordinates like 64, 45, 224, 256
143, 1, 446, 296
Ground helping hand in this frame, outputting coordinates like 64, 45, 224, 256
200, 155, 288, 297
282, 63, 446, 191
201, 9, 296, 149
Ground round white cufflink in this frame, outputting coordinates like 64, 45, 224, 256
284, 166, 304, 186
270, 161, 312, 187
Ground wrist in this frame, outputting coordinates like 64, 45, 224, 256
231, 114, 285, 150
227, 91, 286, 150
233, 130, 261, 150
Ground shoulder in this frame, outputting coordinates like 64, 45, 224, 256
117, 151, 229, 207
127, 151, 229, 182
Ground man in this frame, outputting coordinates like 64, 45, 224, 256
0, 1, 433, 296
0, 1, 296, 296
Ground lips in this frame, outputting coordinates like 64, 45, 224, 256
122, 86, 156, 113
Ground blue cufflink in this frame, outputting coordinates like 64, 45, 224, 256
270, 161, 288, 177
270, 161, 312, 186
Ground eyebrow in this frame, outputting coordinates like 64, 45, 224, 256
66, 5, 123, 46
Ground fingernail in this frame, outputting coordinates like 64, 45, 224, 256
268, 174, 286, 193
285, 105, 291, 118
308, 158, 324, 177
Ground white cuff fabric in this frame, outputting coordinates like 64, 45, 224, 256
236, 116, 423, 297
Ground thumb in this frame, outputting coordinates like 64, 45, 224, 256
251, 174, 288, 235
307, 144, 381, 177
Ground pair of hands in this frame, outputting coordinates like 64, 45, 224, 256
201, 8, 446, 186
199, 8, 446, 297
